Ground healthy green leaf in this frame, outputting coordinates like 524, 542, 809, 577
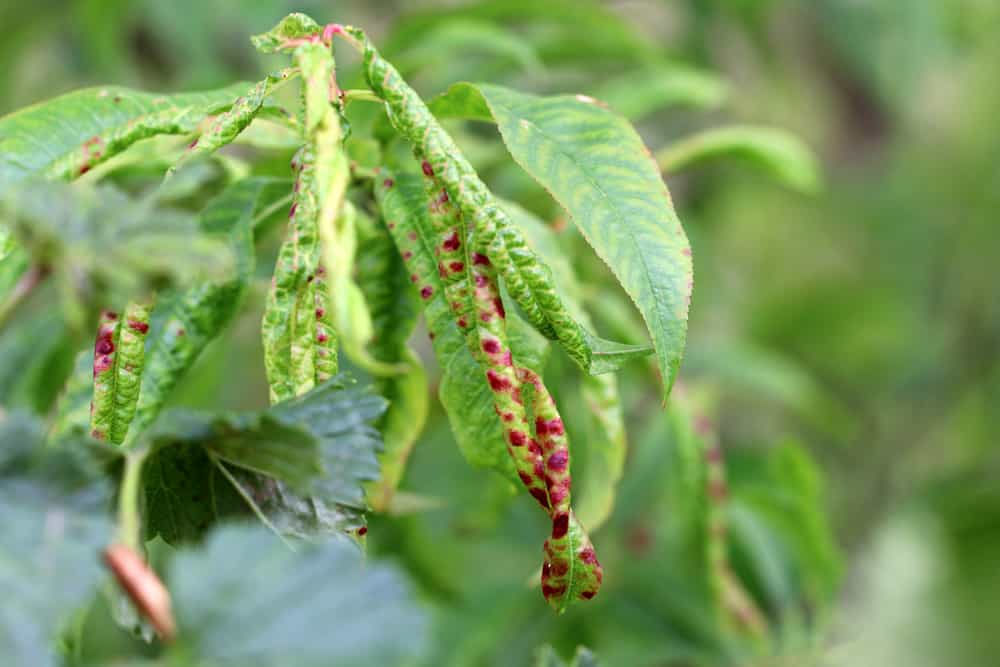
431, 82, 692, 396
167, 524, 428, 666
655, 125, 822, 194
0, 82, 254, 187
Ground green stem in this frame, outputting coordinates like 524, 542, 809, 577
117, 450, 147, 551
342, 88, 381, 105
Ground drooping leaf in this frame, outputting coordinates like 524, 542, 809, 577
354, 33, 650, 376
376, 170, 552, 485
503, 200, 627, 531
0, 82, 254, 186
432, 82, 693, 397
167, 524, 428, 666
655, 125, 822, 194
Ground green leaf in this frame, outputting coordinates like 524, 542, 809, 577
251, 12, 323, 53
0, 82, 254, 186
145, 410, 321, 492
130, 177, 290, 438
655, 125, 822, 194
432, 83, 692, 396
142, 378, 385, 544
167, 524, 428, 666
535, 645, 603, 667
591, 64, 729, 120
0, 412, 113, 667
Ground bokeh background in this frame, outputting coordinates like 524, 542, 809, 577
2, 1, 998, 665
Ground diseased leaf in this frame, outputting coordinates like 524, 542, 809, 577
655, 125, 822, 194
432, 82, 693, 397
167, 524, 428, 666
250, 12, 323, 54
504, 201, 626, 531
376, 170, 550, 485
0, 82, 254, 186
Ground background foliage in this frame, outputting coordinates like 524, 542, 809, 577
1, 1, 998, 665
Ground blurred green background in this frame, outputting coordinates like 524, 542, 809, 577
2, 1, 998, 665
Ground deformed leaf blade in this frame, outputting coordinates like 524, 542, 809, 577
433, 83, 692, 396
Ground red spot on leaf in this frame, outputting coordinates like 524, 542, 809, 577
530, 488, 550, 509
127, 320, 149, 334
289, 203, 297, 218
493, 297, 506, 318
509, 430, 528, 446
315, 308, 325, 319
474, 274, 488, 287
421, 160, 434, 176
457, 317, 468, 328
408, 231, 417, 241
409, 274, 419, 283
382, 178, 394, 188
542, 584, 567, 599
518, 472, 532, 486
317, 332, 329, 343
78, 165, 91, 175
581, 590, 596, 600
448, 261, 464, 272
482, 339, 501, 354
402, 250, 413, 260
547, 450, 568, 471
356, 525, 368, 536
536, 418, 564, 437
486, 370, 511, 391
442, 232, 460, 251
579, 547, 598, 565
502, 412, 514, 422
420, 286, 434, 299
472, 253, 490, 266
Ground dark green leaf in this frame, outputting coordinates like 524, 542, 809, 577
167, 524, 428, 666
